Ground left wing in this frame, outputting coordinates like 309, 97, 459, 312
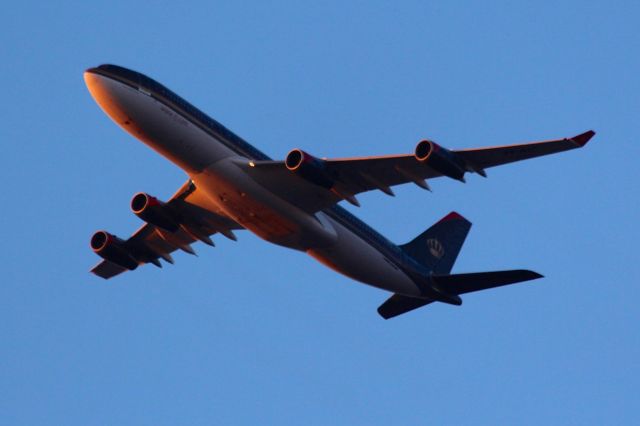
247, 130, 595, 213
91, 180, 242, 279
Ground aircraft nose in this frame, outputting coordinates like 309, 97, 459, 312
83, 66, 106, 84
83, 68, 104, 98
83, 67, 131, 126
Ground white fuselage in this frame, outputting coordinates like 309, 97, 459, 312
84, 70, 421, 297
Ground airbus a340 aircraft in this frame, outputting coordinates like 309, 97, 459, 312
85, 64, 594, 319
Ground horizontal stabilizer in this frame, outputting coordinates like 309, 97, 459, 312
377, 270, 542, 319
377, 294, 434, 320
432, 269, 543, 295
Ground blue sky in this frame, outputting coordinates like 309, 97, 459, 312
1, 1, 638, 424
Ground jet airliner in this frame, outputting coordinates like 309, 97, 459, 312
85, 64, 594, 319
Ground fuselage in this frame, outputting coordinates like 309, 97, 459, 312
85, 65, 426, 297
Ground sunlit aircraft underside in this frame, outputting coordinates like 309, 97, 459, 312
85, 64, 594, 319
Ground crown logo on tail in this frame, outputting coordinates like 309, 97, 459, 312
427, 238, 445, 259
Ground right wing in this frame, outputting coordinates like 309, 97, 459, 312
91, 180, 243, 279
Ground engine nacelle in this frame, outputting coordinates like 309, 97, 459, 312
285, 149, 334, 188
90, 230, 138, 270
414, 139, 466, 182
130, 192, 180, 232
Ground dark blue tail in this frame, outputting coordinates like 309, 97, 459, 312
380, 213, 543, 319
399, 212, 471, 274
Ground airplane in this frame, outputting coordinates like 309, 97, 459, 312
84, 64, 595, 319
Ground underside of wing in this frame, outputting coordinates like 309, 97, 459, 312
90, 180, 243, 279
248, 130, 595, 213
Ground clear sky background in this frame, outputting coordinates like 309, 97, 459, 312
1, 1, 638, 424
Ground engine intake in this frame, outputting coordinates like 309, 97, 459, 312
90, 230, 138, 270
285, 149, 334, 188
415, 140, 466, 182
131, 192, 180, 232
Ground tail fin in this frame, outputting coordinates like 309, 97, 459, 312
399, 212, 471, 274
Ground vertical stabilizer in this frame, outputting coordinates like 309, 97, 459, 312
381, 213, 543, 319
399, 212, 471, 274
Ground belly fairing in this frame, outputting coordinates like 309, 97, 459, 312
191, 158, 338, 250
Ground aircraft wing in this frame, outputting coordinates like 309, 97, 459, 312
248, 130, 595, 213
91, 180, 242, 279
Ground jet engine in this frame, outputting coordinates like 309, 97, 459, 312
90, 230, 138, 270
285, 149, 334, 188
414, 140, 467, 182
130, 192, 180, 232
